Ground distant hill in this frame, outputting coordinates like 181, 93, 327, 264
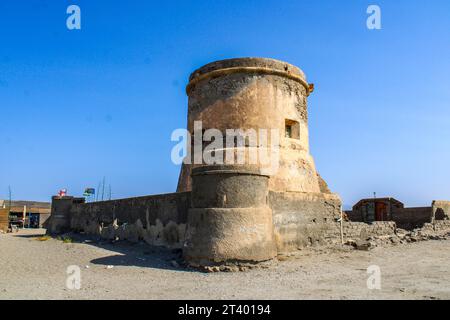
0, 200, 50, 209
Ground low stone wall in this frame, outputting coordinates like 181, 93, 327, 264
270, 192, 398, 251
48, 190, 443, 264
339, 221, 397, 240
421, 220, 450, 233
346, 204, 438, 230
270, 191, 341, 250
345, 210, 362, 222
433, 220, 450, 231
391, 207, 432, 230
68, 192, 190, 249
389, 201, 450, 230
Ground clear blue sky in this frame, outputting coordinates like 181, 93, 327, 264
1, 0, 449, 208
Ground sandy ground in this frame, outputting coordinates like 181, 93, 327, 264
0, 229, 449, 300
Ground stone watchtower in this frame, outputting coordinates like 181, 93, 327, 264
177, 57, 327, 194
179, 58, 339, 267
45, 57, 341, 268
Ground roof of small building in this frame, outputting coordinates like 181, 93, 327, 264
353, 197, 404, 209
0, 200, 51, 214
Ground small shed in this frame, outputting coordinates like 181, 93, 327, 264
352, 198, 404, 223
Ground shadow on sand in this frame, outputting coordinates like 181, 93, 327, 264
18, 230, 195, 272
76, 233, 193, 272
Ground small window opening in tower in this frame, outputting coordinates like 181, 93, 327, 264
285, 125, 292, 138
285, 119, 300, 139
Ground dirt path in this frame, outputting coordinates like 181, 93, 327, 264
1, 229, 449, 300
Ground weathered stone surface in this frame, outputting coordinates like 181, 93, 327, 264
184, 164, 276, 266
184, 207, 276, 265
270, 191, 342, 250
45, 57, 450, 270
47, 196, 85, 234
177, 57, 325, 194
432, 200, 450, 222
48, 192, 190, 249
191, 165, 269, 209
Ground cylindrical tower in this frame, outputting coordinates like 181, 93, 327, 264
183, 164, 276, 266
177, 57, 323, 194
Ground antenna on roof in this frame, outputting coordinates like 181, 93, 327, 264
8, 186, 12, 212
101, 177, 106, 201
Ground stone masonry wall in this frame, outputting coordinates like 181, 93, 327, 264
346, 205, 435, 230
50, 190, 422, 256
432, 201, 450, 222
270, 191, 397, 251
391, 207, 432, 230
270, 191, 341, 250
431, 220, 450, 232
332, 221, 397, 241
69, 192, 190, 249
